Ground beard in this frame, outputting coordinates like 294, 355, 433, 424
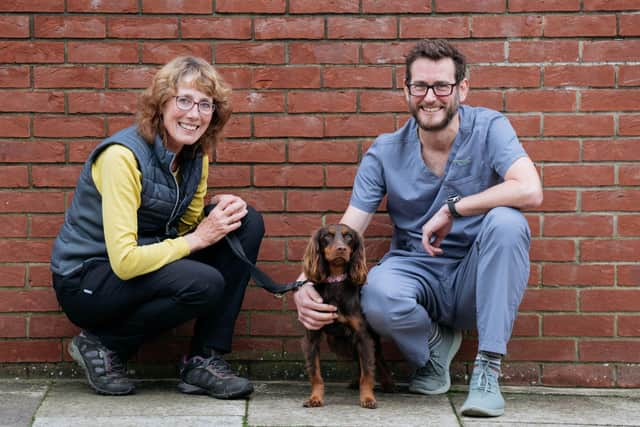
410, 93, 459, 132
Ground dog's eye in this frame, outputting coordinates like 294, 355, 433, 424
343, 233, 353, 242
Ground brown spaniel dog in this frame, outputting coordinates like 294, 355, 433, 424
301, 223, 394, 409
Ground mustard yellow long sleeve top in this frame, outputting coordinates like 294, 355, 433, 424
92, 144, 208, 280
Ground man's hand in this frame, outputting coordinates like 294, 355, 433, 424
421, 204, 454, 256
293, 283, 338, 330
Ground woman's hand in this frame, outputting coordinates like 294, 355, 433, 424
293, 283, 338, 330
185, 194, 248, 252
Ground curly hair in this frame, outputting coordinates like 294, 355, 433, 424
405, 39, 467, 84
136, 56, 232, 155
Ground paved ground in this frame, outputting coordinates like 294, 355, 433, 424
1, 379, 639, 426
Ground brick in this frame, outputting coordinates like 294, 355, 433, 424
583, 139, 640, 161
241, 287, 284, 311
619, 315, 640, 337
580, 341, 640, 362
254, 115, 323, 138
619, 265, 640, 286
217, 67, 252, 89
619, 215, 640, 237
107, 116, 135, 135
287, 190, 351, 212
0, 215, 27, 237
0, 191, 65, 213
519, 288, 577, 311
216, 140, 286, 163
619, 65, 640, 86
230, 190, 285, 212
181, 17, 251, 39
620, 114, 640, 136
363, 0, 432, 13
400, 17, 470, 38
582, 89, 640, 111
506, 90, 576, 112
326, 165, 358, 187
328, 17, 397, 39
509, 0, 580, 11
31, 165, 82, 188
0, 340, 62, 363
473, 15, 543, 38
324, 66, 393, 88
545, 15, 616, 37
464, 91, 503, 111
141, 42, 211, 64
108, 66, 157, 89
142, 0, 211, 13
68, 42, 138, 63
207, 165, 250, 188
290, 42, 360, 64
543, 364, 614, 387
543, 165, 614, 187
29, 315, 79, 338
34, 116, 104, 138
544, 114, 613, 137
584, 0, 640, 10
542, 264, 614, 287
456, 41, 508, 64
0, 240, 52, 263
0, 15, 29, 38
252, 67, 321, 89
534, 190, 575, 213
522, 139, 580, 162
584, 40, 640, 62
544, 214, 613, 237
0, 265, 25, 287
360, 90, 406, 113
263, 214, 323, 237
0, 289, 58, 312
232, 91, 284, 113
618, 365, 640, 387
512, 313, 540, 337
289, 90, 356, 113
0, 316, 25, 338
543, 314, 614, 337
30, 215, 65, 238
108, 17, 179, 39
68, 0, 137, 12
362, 41, 419, 65
620, 166, 640, 186
469, 66, 540, 88
435, 0, 505, 12
0, 0, 64, 12
507, 339, 576, 361
254, 165, 324, 187
29, 265, 54, 287
580, 239, 640, 262
216, 0, 286, 13
0, 141, 65, 163
0, 42, 64, 63
0, 90, 65, 113
0, 66, 29, 88
222, 115, 251, 138
257, 238, 286, 262
289, 0, 359, 13
289, 140, 360, 163
544, 65, 614, 87
0, 166, 28, 188
35, 16, 105, 38
509, 41, 579, 63
583, 190, 640, 212
34, 66, 105, 89
216, 42, 284, 64
531, 239, 576, 262
325, 114, 395, 137
250, 311, 302, 336
68, 92, 139, 114
255, 17, 324, 39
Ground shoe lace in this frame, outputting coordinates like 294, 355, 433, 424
202, 353, 235, 378
416, 348, 445, 378
101, 349, 127, 378
470, 359, 499, 393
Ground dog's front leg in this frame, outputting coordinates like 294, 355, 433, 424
354, 324, 377, 409
302, 331, 324, 407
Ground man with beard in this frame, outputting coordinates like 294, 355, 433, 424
293, 39, 543, 417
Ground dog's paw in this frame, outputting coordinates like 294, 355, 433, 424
303, 397, 324, 407
360, 397, 377, 409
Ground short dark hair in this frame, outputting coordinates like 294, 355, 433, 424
404, 39, 466, 84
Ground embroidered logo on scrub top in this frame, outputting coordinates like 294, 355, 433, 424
452, 158, 471, 165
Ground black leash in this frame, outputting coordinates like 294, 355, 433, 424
225, 233, 305, 297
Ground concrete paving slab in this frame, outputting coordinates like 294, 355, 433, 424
33, 380, 245, 427
247, 382, 460, 427
452, 392, 640, 426
0, 380, 48, 427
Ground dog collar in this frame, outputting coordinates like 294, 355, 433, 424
326, 273, 347, 284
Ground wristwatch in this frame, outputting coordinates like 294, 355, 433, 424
446, 195, 462, 218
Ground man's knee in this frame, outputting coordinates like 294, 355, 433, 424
483, 207, 530, 245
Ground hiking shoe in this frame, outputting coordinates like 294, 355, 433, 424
408, 325, 462, 395
177, 351, 254, 399
461, 358, 504, 417
68, 332, 135, 396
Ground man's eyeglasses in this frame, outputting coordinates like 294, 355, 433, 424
174, 96, 215, 115
406, 82, 457, 97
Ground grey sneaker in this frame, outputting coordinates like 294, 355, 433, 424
68, 331, 135, 396
178, 351, 254, 399
408, 325, 462, 395
461, 358, 504, 417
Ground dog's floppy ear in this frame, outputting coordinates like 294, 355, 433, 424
303, 227, 327, 283
348, 228, 367, 286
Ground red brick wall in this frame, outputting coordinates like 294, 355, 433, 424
1, 0, 639, 387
